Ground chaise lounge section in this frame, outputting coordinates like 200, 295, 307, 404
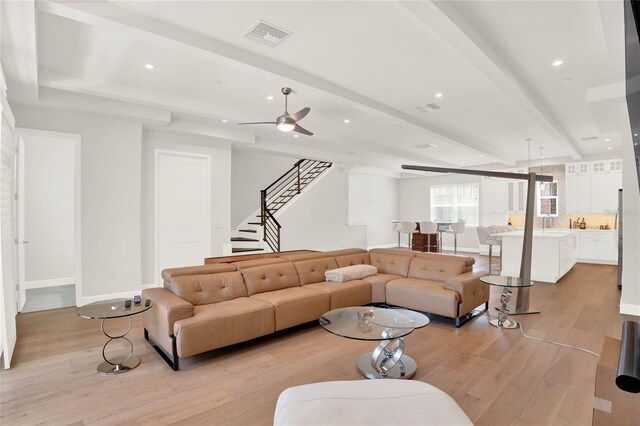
143, 248, 489, 370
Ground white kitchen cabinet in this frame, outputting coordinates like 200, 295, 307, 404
565, 174, 591, 214
480, 177, 506, 214
590, 174, 608, 213
577, 230, 617, 264
505, 168, 526, 214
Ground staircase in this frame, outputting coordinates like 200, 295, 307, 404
230, 159, 332, 254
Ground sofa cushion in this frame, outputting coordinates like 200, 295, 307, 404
166, 271, 247, 306
385, 278, 459, 318
324, 248, 368, 257
335, 252, 371, 268
416, 252, 474, 273
304, 280, 371, 310
251, 287, 330, 331
360, 274, 403, 303
173, 297, 275, 358
407, 256, 467, 282
293, 257, 339, 285
325, 265, 377, 282
369, 249, 416, 276
232, 257, 290, 270
241, 263, 301, 296
161, 263, 237, 282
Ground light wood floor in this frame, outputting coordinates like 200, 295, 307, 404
1, 256, 636, 425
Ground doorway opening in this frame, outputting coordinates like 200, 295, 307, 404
16, 128, 81, 312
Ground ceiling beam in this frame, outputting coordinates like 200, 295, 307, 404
1, 0, 39, 100
38, 0, 515, 165
400, 0, 583, 161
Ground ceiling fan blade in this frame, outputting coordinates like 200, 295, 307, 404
289, 107, 310, 122
293, 124, 313, 136
237, 121, 277, 125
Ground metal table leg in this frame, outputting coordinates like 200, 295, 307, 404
98, 316, 141, 374
356, 336, 417, 379
489, 287, 519, 329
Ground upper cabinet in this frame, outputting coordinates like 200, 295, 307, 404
565, 160, 621, 214
505, 168, 526, 214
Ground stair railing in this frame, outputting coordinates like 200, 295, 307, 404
260, 159, 332, 252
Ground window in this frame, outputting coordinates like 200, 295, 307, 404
430, 183, 479, 226
537, 181, 558, 217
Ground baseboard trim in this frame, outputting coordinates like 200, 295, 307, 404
577, 259, 618, 265
23, 277, 75, 290
620, 303, 640, 317
441, 246, 480, 254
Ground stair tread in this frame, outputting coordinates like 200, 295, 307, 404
232, 248, 264, 253
231, 237, 259, 242
239, 229, 257, 233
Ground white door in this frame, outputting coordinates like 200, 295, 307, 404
0, 113, 17, 369
155, 151, 211, 285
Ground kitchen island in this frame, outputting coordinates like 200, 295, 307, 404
493, 229, 578, 283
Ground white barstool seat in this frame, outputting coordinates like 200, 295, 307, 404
446, 220, 466, 254
418, 221, 438, 252
477, 226, 502, 275
399, 221, 417, 248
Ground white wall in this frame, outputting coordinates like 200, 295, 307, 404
620, 105, 640, 316
349, 171, 399, 247
13, 105, 142, 303
21, 133, 74, 282
278, 167, 366, 250
141, 130, 231, 285
231, 149, 294, 228
398, 174, 481, 251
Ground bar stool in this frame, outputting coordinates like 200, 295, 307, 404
446, 221, 466, 254
477, 226, 502, 275
419, 221, 438, 252
392, 221, 402, 248
400, 221, 417, 248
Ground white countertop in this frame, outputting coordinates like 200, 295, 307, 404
494, 228, 616, 238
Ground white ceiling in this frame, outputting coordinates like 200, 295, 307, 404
0, 0, 628, 174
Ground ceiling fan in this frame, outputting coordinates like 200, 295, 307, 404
238, 87, 313, 136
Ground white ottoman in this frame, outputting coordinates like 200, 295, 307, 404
274, 380, 473, 426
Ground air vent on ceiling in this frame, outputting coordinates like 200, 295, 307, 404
415, 103, 442, 113
242, 20, 292, 48
414, 143, 436, 149
580, 136, 599, 141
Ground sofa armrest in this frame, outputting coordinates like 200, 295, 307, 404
142, 287, 194, 339
443, 271, 488, 302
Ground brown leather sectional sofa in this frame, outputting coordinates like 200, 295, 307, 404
142, 248, 489, 370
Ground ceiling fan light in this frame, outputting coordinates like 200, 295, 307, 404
277, 122, 295, 132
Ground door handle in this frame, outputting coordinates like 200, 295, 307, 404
22, 240, 28, 244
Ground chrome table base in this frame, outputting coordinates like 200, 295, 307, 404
98, 316, 139, 375
356, 337, 417, 379
490, 287, 520, 329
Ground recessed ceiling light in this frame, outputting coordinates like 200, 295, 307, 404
479, 154, 484, 157
562, 78, 572, 84
493, 160, 498, 162
222, 119, 228, 123
344, 119, 350, 124
635, 142, 638, 145
430, 143, 438, 147
293, 134, 299, 138
144, 63, 155, 70
434, 92, 443, 98
540, 156, 545, 159
604, 138, 611, 142
552, 59, 564, 67
607, 147, 612, 150
635, 133, 638, 137
267, 96, 274, 100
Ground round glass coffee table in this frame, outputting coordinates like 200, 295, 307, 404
319, 307, 429, 379
77, 298, 152, 375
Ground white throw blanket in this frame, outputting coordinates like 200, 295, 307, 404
325, 265, 377, 282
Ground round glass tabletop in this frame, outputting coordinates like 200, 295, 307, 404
480, 275, 534, 288
319, 307, 427, 341
76, 298, 153, 319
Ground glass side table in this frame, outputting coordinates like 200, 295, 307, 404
480, 276, 534, 329
77, 298, 152, 375
319, 307, 429, 379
